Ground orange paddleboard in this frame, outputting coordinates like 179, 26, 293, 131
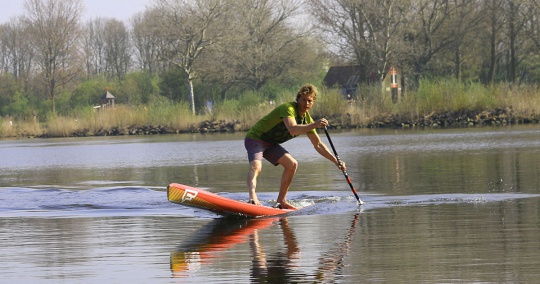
167, 183, 294, 217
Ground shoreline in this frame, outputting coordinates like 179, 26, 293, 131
5, 108, 539, 140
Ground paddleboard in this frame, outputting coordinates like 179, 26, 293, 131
167, 183, 294, 217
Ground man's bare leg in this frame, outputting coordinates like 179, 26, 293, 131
247, 160, 262, 205
276, 154, 298, 210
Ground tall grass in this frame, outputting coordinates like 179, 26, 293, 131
212, 91, 277, 130
45, 102, 198, 136
3, 79, 540, 138
1, 117, 42, 138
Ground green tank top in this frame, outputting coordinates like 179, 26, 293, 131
246, 102, 315, 144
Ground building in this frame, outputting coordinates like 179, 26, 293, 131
323, 65, 402, 103
101, 87, 115, 109
322, 65, 377, 98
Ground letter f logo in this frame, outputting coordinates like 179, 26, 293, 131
182, 189, 198, 202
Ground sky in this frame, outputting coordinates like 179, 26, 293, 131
0, 0, 153, 24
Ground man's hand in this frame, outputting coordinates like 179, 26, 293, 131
316, 118, 329, 128
337, 161, 346, 171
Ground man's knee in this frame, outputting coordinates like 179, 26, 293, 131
283, 157, 298, 172
249, 161, 262, 173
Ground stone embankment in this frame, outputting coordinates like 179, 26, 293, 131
68, 119, 244, 137
42, 108, 539, 138
332, 108, 539, 129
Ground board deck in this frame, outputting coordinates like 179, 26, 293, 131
167, 183, 294, 217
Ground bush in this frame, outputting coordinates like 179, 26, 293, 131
311, 87, 348, 118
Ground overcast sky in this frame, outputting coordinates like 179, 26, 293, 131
0, 0, 153, 24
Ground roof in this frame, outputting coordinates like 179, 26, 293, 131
322, 65, 377, 87
102, 91, 115, 99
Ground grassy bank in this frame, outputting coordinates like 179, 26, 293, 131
2, 79, 540, 139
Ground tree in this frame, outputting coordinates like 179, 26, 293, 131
0, 19, 35, 89
308, 0, 409, 83
485, 0, 504, 84
131, 9, 170, 74
103, 19, 132, 80
154, 0, 229, 114
23, 0, 83, 113
83, 18, 107, 77
504, 0, 526, 83
82, 18, 131, 80
445, 0, 486, 81
401, 0, 455, 83
213, 0, 310, 91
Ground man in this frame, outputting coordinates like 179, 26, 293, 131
244, 84, 346, 209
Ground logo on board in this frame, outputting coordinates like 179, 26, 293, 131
182, 189, 198, 202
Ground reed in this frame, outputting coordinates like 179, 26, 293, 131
4, 79, 540, 139
1, 117, 42, 138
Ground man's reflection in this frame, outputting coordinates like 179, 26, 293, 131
249, 218, 301, 283
170, 217, 282, 277
170, 213, 360, 282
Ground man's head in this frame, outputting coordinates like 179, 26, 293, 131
296, 84, 318, 102
296, 84, 318, 115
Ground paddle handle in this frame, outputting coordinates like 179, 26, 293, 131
324, 126, 364, 205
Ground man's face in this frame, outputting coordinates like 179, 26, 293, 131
297, 95, 315, 114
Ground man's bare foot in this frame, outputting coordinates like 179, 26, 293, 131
276, 200, 297, 210
248, 197, 262, 206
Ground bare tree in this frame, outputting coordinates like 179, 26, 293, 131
0, 18, 35, 88
131, 9, 169, 74
82, 18, 131, 80
445, 0, 486, 81
23, 0, 83, 113
215, 0, 307, 91
103, 19, 132, 80
83, 18, 107, 77
401, 0, 455, 83
482, 0, 506, 84
308, 0, 409, 82
505, 0, 523, 83
154, 0, 229, 114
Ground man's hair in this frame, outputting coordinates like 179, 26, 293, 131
296, 84, 318, 101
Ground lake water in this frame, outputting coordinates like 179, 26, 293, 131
1, 126, 540, 283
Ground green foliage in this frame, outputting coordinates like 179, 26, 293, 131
159, 67, 188, 102
213, 99, 239, 121
145, 97, 192, 126
55, 90, 74, 115
521, 54, 540, 83
2, 91, 32, 118
258, 82, 295, 101
311, 87, 348, 118
414, 78, 447, 113
120, 72, 160, 105
412, 78, 502, 114
238, 91, 266, 109
0, 73, 19, 116
71, 77, 110, 108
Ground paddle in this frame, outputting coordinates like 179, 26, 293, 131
324, 126, 365, 205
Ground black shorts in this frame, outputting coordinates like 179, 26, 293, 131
244, 137, 289, 166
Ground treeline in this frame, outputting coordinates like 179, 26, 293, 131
2, 0, 540, 123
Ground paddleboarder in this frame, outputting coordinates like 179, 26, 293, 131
245, 84, 346, 209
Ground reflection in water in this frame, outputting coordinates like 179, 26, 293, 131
170, 214, 361, 282
249, 218, 302, 283
316, 214, 359, 282
170, 217, 280, 277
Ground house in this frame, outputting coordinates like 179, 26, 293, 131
101, 87, 115, 109
323, 65, 402, 103
322, 65, 377, 98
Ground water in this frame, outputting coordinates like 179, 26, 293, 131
1, 126, 540, 283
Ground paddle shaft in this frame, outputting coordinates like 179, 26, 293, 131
324, 126, 364, 205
